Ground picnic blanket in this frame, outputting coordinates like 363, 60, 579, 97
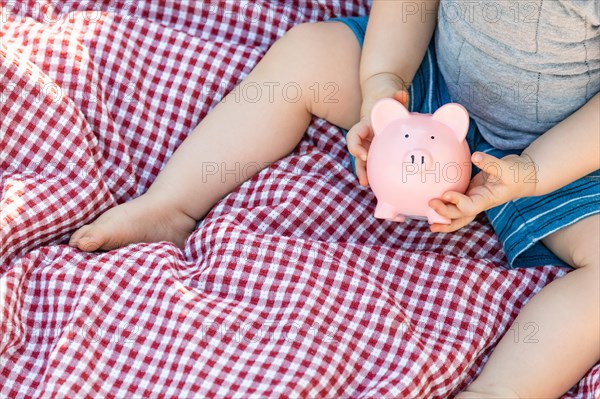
1, 1, 598, 397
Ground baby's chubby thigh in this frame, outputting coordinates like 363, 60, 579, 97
263, 21, 363, 129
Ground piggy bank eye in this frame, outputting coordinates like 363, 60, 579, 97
404, 134, 409, 138
430, 136, 435, 139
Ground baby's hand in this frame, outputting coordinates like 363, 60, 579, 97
346, 89, 409, 186
428, 152, 538, 233
346, 117, 373, 186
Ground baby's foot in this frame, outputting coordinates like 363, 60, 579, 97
69, 193, 197, 251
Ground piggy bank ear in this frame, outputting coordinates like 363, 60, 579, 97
370, 98, 410, 136
432, 103, 469, 141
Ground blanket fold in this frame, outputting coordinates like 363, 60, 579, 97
1, 1, 597, 398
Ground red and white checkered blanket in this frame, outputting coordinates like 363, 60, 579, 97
1, 1, 598, 397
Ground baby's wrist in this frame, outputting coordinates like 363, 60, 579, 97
360, 72, 409, 119
503, 153, 539, 199
360, 72, 408, 91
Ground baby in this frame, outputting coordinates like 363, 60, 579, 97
69, 1, 599, 397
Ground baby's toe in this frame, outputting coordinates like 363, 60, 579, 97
69, 225, 91, 247
71, 225, 107, 252
77, 236, 103, 252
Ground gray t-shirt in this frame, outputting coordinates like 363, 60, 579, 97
435, 0, 600, 150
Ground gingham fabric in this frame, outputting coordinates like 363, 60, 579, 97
0, 1, 598, 398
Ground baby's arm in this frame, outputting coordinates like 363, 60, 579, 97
522, 93, 600, 196
347, 0, 439, 185
359, 0, 439, 117
430, 93, 600, 233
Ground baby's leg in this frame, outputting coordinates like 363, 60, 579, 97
69, 22, 362, 251
457, 214, 600, 398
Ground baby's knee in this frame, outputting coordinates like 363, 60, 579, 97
265, 23, 316, 62
277, 22, 331, 55
267, 22, 344, 71
252, 23, 323, 100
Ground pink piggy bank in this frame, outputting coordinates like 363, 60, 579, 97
366, 99, 471, 225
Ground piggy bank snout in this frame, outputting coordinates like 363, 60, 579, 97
403, 148, 433, 167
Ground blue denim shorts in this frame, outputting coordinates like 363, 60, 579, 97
329, 16, 600, 269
